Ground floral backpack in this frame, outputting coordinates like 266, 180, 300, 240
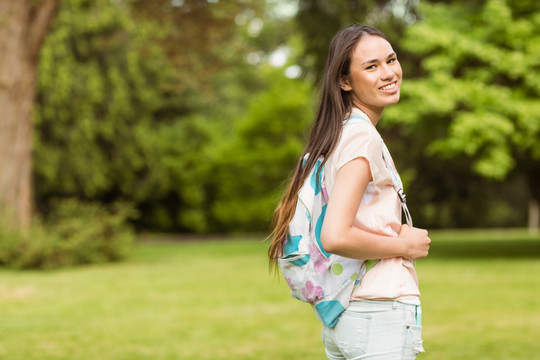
277, 157, 364, 328
277, 115, 413, 328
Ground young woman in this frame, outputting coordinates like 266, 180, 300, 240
268, 25, 431, 359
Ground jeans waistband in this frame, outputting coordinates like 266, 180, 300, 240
348, 300, 418, 312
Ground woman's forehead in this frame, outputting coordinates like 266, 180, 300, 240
352, 35, 394, 61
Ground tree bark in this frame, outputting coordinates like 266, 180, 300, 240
527, 165, 540, 234
529, 199, 540, 234
0, 0, 58, 229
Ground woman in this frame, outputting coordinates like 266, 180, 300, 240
268, 25, 431, 359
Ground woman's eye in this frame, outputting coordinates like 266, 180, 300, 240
388, 58, 397, 63
366, 65, 376, 70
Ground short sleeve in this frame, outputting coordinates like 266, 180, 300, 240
334, 122, 382, 180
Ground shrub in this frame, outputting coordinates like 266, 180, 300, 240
0, 199, 136, 270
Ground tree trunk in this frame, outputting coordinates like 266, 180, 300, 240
529, 199, 540, 234
527, 165, 540, 234
0, 0, 58, 229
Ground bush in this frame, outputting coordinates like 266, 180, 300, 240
0, 199, 136, 270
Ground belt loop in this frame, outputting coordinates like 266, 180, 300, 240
416, 305, 422, 326
392, 301, 397, 310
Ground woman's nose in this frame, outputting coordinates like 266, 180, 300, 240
380, 64, 395, 81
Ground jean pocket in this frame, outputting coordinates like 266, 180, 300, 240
405, 324, 424, 359
331, 311, 372, 358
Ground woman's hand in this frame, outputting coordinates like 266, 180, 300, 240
398, 224, 430, 260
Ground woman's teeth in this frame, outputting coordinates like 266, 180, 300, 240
380, 83, 396, 90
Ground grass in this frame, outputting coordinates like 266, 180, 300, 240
0, 229, 539, 359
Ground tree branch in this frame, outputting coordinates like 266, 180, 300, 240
27, 0, 59, 60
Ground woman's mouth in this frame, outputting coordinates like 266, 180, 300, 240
379, 82, 397, 91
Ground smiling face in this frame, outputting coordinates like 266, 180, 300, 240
340, 34, 402, 123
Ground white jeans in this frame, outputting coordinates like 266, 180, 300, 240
321, 300, 424, 360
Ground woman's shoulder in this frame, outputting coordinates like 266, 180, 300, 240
341, 116, 382, 144
330, 116, 383, 163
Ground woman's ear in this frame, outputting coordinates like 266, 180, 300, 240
340, 76, 352, 91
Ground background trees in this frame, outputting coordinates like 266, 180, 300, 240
35, 0, 192, 231
0, 0, 538, 238
34, 0, 303, 233
384, 0, 540, 229
295, 0, 418, 80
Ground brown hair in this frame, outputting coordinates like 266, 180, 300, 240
267, 25, 388, 270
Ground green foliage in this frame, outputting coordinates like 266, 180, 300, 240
35, 0, 171, 199
210, 67, 314, 231
371, 0, 540, 229
386, 0, 540, 180
34, 0, 297, 233
295, 0, 418, 80
0, 199, 135, 269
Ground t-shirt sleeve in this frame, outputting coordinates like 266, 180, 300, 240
335, 122, 382, 180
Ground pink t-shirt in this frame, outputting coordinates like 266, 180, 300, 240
323, 108, 420, 303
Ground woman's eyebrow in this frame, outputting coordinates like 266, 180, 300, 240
361, 52, 397, 66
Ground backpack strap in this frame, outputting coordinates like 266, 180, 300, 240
321, 186, 329, 203
381, 145, 413, 227
303, 154, 329, 203
348, 115, 413, 227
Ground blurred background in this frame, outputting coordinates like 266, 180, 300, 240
0, 0, 539, 267
1, 2, 540, 359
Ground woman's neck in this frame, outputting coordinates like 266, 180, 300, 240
352, 107, 382, 126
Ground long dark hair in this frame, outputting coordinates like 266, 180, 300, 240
268, 25, 388, 269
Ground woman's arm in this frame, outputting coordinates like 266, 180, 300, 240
321, 157, 430, 260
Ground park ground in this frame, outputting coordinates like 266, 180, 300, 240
0, 228, 539, 359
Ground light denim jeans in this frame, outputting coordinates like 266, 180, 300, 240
321, 300, 425, 360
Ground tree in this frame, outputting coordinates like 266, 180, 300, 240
130, 0, 266, 114
384, 0, 540, 229
0, 0, 58, 229
35, 0, 286, 232
295, 0, 418, 80
34, 0, 170, 211
35, 0, 224, 232
210, 67, 313, 231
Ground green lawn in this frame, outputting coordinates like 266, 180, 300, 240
0, 229, 539, 359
